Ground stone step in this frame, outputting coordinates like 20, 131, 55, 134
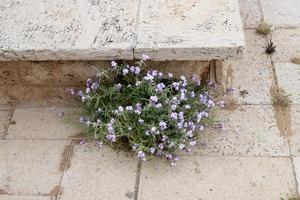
0, 0, 245, 61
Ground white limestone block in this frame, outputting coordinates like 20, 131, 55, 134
0, 0, 139, 60
134, 0, 245, 61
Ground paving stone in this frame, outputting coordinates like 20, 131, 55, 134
6, 107, 82, 139
0, 196, 53, 200
271, 29, 300, 62
134, 0, 245, 61
288, 106, 300, 156
292, 157, 300, 195
238, 0, 263, 28
58, 143, 137, 200
0, 0, 139, 60
0, 111, 11, 139
275, 63, 300, 104
225, 30, 273, 104
190, 105, 290, 156
0, 140, 70, 196
261, 0, 300, 28
139, 157, 297, 200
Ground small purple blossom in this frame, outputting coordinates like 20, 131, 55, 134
150, 96, 158, 103
159, 121, 167, 130
149, 147, 155, 154
111, 61, 117, 69
122, 68, 129, 75
126, 106, 133, 111
96, 141, 103, 148
170, 112, 178, 120
168, 73, 173, 78
79, 139, 86, 145
142, 54, 150, 61
137, 150, 145, 158
116, 83, 122, 90
106, 134, 116, 142
156, 83, 166, 92
155, 103, 162, 109
138, 119, 144, 124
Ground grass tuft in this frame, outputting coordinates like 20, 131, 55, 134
256, 20, 272, 35
272, 88, 292, 108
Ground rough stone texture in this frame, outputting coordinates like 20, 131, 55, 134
58, 143, 137, 200
261, 0, 300, 28
0, 0, 139, 60
191, 105, 289, 156
6, 108, 82, 139
135, 0, 245, 61
0, 63, 19, 85
0, 86, 80, 108
0, 111, 11, 138
274, 63, 300, 104
0, 196, 53, 200
0, 140, 70, 195
223, 30, 273, 104
17, 61, 110, 86
145, 61, 210, 79
238, 0, 263, 28
139, 157, 297, 200
288, 106, 300, 156
271, 29, 300, 62
293, 157, 300, 195
0, 0, 245, 61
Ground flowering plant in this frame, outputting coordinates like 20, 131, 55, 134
72, 55, 216, 165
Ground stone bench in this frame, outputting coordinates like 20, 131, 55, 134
0, 0, 245, 107
0, 0, 245, 61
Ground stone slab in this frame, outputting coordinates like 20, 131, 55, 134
261, 0, 300, 28
275, 63, 300, 104
0, 111, 11, 138
0, 0, 139, 60
292, 157, 300, 196
0, 140, 70, 195
238, 0, 263, 28
191, 105, 289, 156
224, 30, 273, 104
0, 196, 52, 200
139, 157, 297, 200
6, 107, 82, 139
289, 106, 300, 156
271, 29, 300, 63
134, 0, 245, 61
0, 0, 245, 61
58, 143, 137, 200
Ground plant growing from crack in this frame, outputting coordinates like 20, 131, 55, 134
272, 87, 292, 108
68, 55, 220, 165
256, 19, 272, 35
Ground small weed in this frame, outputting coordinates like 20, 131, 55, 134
266, 40, 276, 54
291, 56, 300, 65
256, 20, 272, 35
239, 89, 248, 98
272, 88, 292, 108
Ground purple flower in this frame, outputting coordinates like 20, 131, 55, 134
126, 106, 133, 111
170, 112, 178, 120
179, 143, 185, 150
135, 81, 142, 86
168, 73, 173, 78
134, 67, 141, 75
185, 105, 191, 109
116, 83, 122, 90
122, 68, 129, 75
150, 96, 158, 103
142, 54, 150, 61
149, 147, 155, 154
159, 121, 167, 130
130, 66, 135, 73
138, 119, 144, 124
106, 134, 116, 142
150, 127, 157, 134
144, 73, 154, 82
190, 91, 195, 98
118, 106, 124, 112
171, 104, 177, 111
189, 141, 197, 146
172, 82, 180, 90
155, 103, 162, 109
137, 150, 145, 158
80, 139, 86, 145
111, 61, 117, 69
158, 143, 164, 150
156, 83, 166, 92
96, 141, 103, 148
91, 82, 99, 90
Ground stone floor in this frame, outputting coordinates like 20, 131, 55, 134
1, 0, 300, 200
